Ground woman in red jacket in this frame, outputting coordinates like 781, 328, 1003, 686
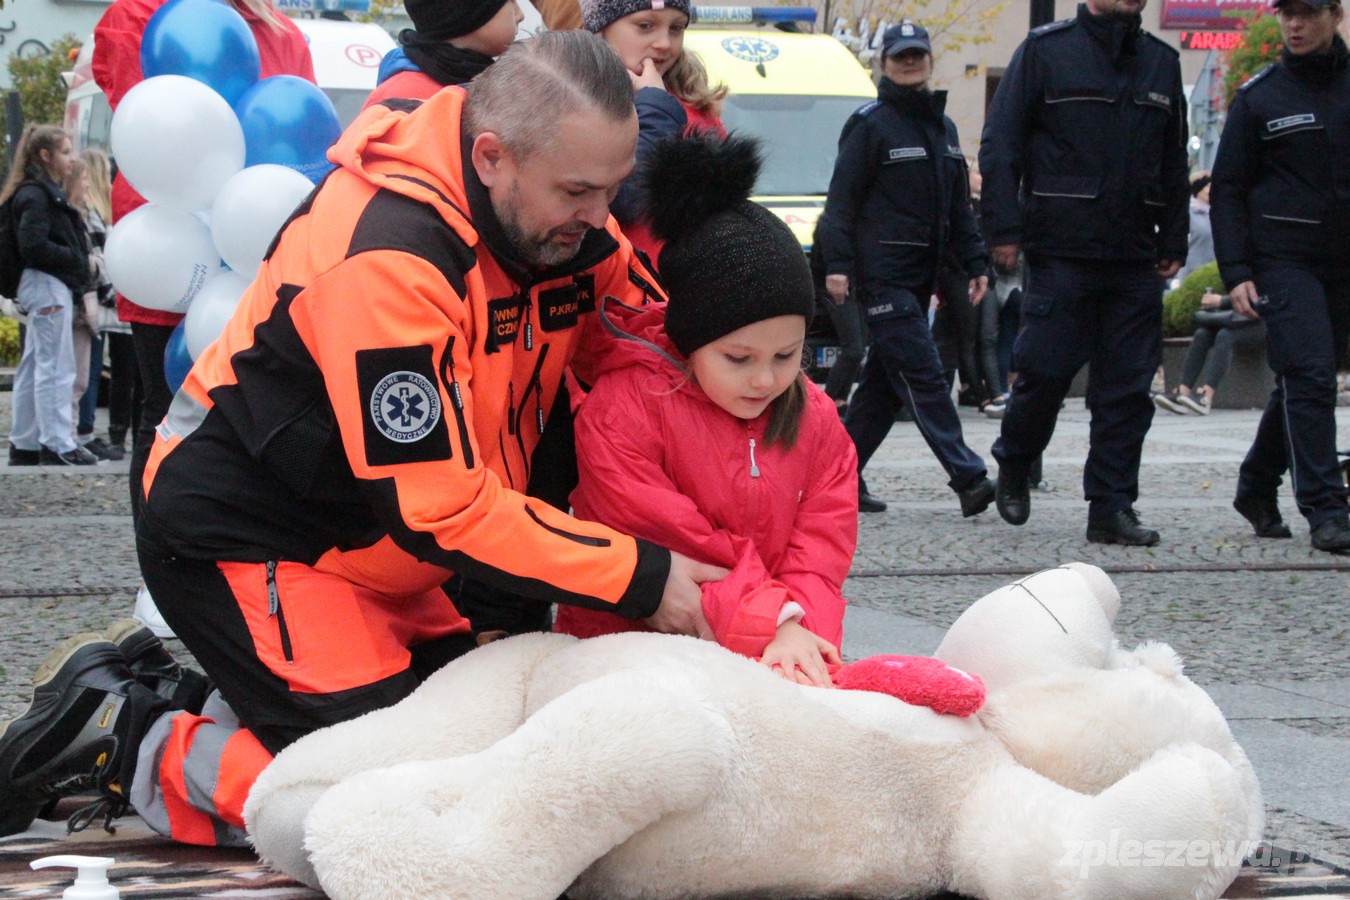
556, 136, 859, 687
92, 0, 315, 525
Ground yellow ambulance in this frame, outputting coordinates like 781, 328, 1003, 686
684, 7, 877, 248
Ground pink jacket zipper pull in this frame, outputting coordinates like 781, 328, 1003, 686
749, 438, 760, 478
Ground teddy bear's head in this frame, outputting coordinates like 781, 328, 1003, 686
935, 563, 1121, 695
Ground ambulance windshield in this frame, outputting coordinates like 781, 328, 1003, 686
719, 94, 865, 196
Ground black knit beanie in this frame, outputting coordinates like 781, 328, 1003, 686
403, 0, 510, 40
644, 135, 815, 357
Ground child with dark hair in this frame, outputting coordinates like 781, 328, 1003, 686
556, 136, 858, 687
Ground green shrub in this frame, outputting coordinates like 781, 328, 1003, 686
0, 316, 19, 366
1163, 262, 1222, 338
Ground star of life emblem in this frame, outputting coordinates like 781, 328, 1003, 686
369, 371, 441, 443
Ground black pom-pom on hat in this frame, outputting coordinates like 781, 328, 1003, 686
640, 134, 815, 357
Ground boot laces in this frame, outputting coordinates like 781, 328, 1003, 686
67, 795, 130, 835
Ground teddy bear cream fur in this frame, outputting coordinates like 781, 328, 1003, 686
245, 562, 1262, 900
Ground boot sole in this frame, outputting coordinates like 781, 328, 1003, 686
1086, 529, 1161, 547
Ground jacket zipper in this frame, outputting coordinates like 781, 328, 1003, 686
266, 561, 294, 664
514, 343, 551, 479
748, 438, 761, 477
440, 335, 475, 469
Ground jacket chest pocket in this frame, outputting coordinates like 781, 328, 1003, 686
1044, 84, 1116, 121
1260, 113, 1328, 165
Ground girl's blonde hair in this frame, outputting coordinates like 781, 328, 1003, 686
61, 157, 89, 220
82, 148, 113, 223
0, 125, 70, 205
232, 0, 287, 32
763, 371, 807, 450
664, 49, 728, 115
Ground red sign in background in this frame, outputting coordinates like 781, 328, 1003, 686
1179, 30, 1247, 49
1161, 0, 1269, 30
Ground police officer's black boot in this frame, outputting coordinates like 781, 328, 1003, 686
1232, 495, 1293, 539
0, 636, 139, 836
1086, 509, 1160, 547
995, 465, 1031, 525
1309, 517, 1350, 555
957, 476, 995, 518
858, 476, 888, 513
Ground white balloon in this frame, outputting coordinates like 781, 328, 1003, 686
210, 165, 313, 275
105, 205, 221, 312
185, 269, 250, 359
110, 75, 246, 213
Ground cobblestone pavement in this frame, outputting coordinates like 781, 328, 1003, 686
2, 390, 1348, 876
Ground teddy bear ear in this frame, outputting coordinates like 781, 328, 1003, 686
1061, 562, 1120, 622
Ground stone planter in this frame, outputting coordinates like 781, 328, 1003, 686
1065, 336, 1275, 410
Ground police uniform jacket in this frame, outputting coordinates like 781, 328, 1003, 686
978, 4, 1189, 264
816, 77, 988, 297
140, 88, 671, 621
1210, 36, 1350, 290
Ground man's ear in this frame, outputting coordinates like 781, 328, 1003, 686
472, 132, 509, 188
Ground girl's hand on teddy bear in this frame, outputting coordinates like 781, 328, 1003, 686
762, 621, 840, 688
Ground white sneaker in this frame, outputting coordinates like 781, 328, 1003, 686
1152, 392, 1190, 415
1175, 393, 1210, 416
134, 584, 177, 640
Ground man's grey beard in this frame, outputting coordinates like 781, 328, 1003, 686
497, 184, 587, 268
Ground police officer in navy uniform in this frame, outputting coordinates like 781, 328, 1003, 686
817, 22, 994, 517
1211, 0, 1350, 554
979, 0, 1189, 545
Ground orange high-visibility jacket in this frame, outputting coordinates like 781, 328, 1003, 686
142, 88, 670, 619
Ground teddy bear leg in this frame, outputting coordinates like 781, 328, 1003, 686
304, 669, 736, 900
246, 632, 575, 888
950, 746, 1253, 900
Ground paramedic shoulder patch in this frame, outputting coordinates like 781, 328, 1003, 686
357, 345, 452, 466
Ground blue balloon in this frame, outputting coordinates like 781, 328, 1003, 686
163, 320, 194, 396
141, 0, 261, 107
235, 76, 342, 184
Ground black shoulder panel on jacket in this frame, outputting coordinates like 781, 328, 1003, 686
263, 181, 322, 263
346, 189, 476, 298
377, 98, 424, 114
1239, 63, 1277, 92
1029, 18, 1074, 38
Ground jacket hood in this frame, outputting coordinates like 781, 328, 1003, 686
329, 87, 479, 248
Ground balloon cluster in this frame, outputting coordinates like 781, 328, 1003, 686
102, 0, 340, 392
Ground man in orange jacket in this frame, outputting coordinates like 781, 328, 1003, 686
0, 31, 726, 845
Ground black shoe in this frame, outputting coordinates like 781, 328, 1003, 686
8, 447, 39, 466
104, 618, 211, 714
958, 477, 996, 518
103, 442, 126, 461
859, 490, 888, 513
957, 387, 981, 408
1310, 517, 1350, 554
39, 445, 99, 466
1086, 509, 1161, 547
81, 437, 116, 461
0, 636, 137, 836
1233, 496, 1293, 539
995, 467, 1030, 526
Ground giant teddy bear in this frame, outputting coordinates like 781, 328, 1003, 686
245, 563, 1263, 899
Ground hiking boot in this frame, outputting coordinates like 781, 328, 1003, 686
995, 466, 1030, 526
1086, 509, 1161, 547
958, 477, 996, 518
104, 618, 211, 714
39, 445, 99, 466
0, 636, 137, 836
1233, 495, 1292, 539
1310, 517, 1350, 554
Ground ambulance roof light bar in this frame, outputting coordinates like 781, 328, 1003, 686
690, 6, 819, 26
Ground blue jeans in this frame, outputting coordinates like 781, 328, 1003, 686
992, 258, 1163, 516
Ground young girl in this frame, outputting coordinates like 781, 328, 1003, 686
580, 0, 728, 261
556, 136, 859, 687
4, 125, 97, 467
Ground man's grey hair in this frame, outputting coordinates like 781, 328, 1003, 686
463, 30, 635, 161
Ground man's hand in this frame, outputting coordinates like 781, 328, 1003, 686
644, 551, 728, 638
761, 620, 841, 688
1230, 280, 1261, 319
1156, 259, 1182, 279
825, 273, 849, 305
969, 274, 989, 307
1199, 291, 1223, 310
991, 243, 1020, 272
629, 57, 665, 92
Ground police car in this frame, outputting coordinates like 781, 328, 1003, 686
686, 7, 876, 376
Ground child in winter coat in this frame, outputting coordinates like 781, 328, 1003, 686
4, 125, 97, 467
580, 0, 727, 262
555, 136, 859, 687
